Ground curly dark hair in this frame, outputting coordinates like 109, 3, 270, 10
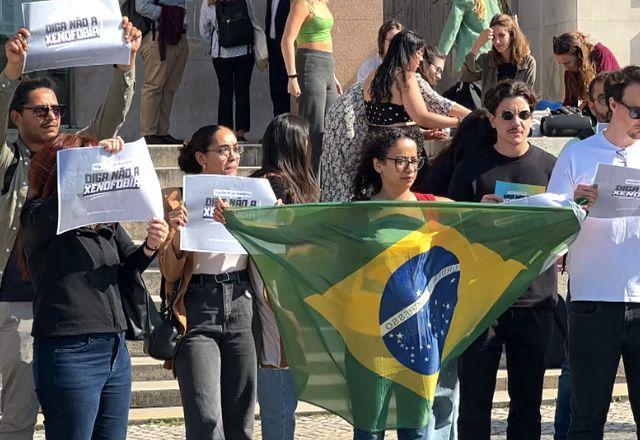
352, 127, 424, 200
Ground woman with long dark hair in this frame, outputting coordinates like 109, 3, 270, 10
552, 31, 620, 107
363, 31, 460, 132
419, 108, 496, 196
20, 133, 168, 439
160, 125, 259, 439
462, 13, 536, 100
249, 113, 318, 440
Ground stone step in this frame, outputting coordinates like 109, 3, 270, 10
131, 357, 173, 381
154, 166, 260, 188
148, 144, 262, 168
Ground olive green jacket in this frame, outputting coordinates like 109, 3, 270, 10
0, 68, 135, 284
461, 51, 536, 100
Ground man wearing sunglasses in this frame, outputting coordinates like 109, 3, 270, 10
448, 80, 558, 440
547, 66, 640, 438
0, 20, 140, 439
586, 72, 612, 125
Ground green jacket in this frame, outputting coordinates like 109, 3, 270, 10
461, 51, 536, 100
0, 68, 135, 284
437, 0, 502, 71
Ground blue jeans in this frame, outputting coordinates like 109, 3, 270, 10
257, 368, 298, 440
426, 358, 459, 440
33, 332, 131, 440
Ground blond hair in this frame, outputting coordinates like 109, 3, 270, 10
474, 0, 487, 20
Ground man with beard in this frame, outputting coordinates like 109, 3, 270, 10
587, 72, 612, 125
448, 80, 558, 440
547, 65, 640, 439
0, 20, 140, 439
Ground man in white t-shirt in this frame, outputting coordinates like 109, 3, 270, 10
547, 65, 640, 438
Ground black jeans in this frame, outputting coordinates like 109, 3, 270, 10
212, 53, 254, 132
458, 307, 554, 440
267, 37, 290, 117
174, 274, 257, 440
568, 301, 640, 440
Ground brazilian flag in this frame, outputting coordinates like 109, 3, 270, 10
223, 201, 581, 432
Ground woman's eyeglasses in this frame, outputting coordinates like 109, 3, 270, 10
552, 36, 571, 53
384, 156, 425, 172
22, 104, 66, 119
500, 110, 532, 121
207, 144, 244, 157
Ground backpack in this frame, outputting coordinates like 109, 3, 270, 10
442, 80, 483, 111
120, 0, 156, 38
215, 0, 254, 48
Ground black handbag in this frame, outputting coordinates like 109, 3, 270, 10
144, 277, 181, 361
118, 265, 162, 341
541, 107, 595, 138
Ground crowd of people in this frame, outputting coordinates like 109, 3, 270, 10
0, 0, 638, 440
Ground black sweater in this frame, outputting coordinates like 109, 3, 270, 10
21, 196, 154, 338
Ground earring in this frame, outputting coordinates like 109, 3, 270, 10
200, 162, 205, 170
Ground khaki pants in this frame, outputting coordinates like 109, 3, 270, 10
139, 32, 189, 137
0, 302, 38, 440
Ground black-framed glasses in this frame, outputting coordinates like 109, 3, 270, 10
616, 100, 640, 119
384, 156, 425, 171
22, 104, 66, 119
207, 144, 244, 157
500, 110, 532, 121
429, 63, 444, 75
595, 93, 608, 106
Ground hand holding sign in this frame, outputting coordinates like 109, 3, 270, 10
4, 28, 30, 80
116, 16, 142, 72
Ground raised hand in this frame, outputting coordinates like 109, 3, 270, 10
4, 28, 30, 80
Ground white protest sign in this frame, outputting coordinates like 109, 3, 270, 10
181, 174, 277, 254
56, 138, 163, 234
22, 0, 130, 73
590, 164, 640, 218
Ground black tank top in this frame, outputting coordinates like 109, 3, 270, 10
364, 101, 413, 126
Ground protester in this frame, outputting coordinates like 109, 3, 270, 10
547, 65, 640, 439
350, 128, 448, 439
438, 0, 502, 71
282, 0, 342, 173
0, 22, 139, 439
19, 133, 168, 440
419, 108, 495, 196
159, 125, 258, 439
461, 13, 536, 100
321, 31, 470, 203
357, 20, 404, 82
586, 72, 612, 124
423, 45, 447, 87
137, 0, 188, 145
448, 80, 558, 440
201, 0, 258, 142
266, 0, 292, 116
552, 31, 620, 107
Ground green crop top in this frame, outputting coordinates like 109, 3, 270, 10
296, 11, 333, 44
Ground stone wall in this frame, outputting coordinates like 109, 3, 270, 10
73, 0, 382, 143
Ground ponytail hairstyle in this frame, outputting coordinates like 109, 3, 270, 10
489, 13, 530, 66
553, 32, 597, 104
254, 114, 319, 203
473, 0, 487, 21
177, 125, 225, 174
370, 30, 426, 102
18, 133, 97, 279
352, 127, 424, 200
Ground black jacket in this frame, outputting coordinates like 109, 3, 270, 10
265, 0, 289, 41
21, 196, 154, 338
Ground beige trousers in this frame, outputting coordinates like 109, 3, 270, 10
139, 32, 189, 137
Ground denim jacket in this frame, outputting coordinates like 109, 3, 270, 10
0, 68, 135, 284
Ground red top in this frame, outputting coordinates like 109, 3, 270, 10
413, 192, 436, 201
563, 43, 620, 106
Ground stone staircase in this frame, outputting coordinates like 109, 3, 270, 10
23, 139, 629, 427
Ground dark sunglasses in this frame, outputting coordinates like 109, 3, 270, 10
500, 110, 532, 121
552, 36, 571, 53
22, 104, 66, 119
616, 100, 640, 119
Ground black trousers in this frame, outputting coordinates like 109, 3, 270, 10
212, 53, 254, 132
458, 307, 554, 440
267, 37, 290, 117
568, 301, 640, 440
